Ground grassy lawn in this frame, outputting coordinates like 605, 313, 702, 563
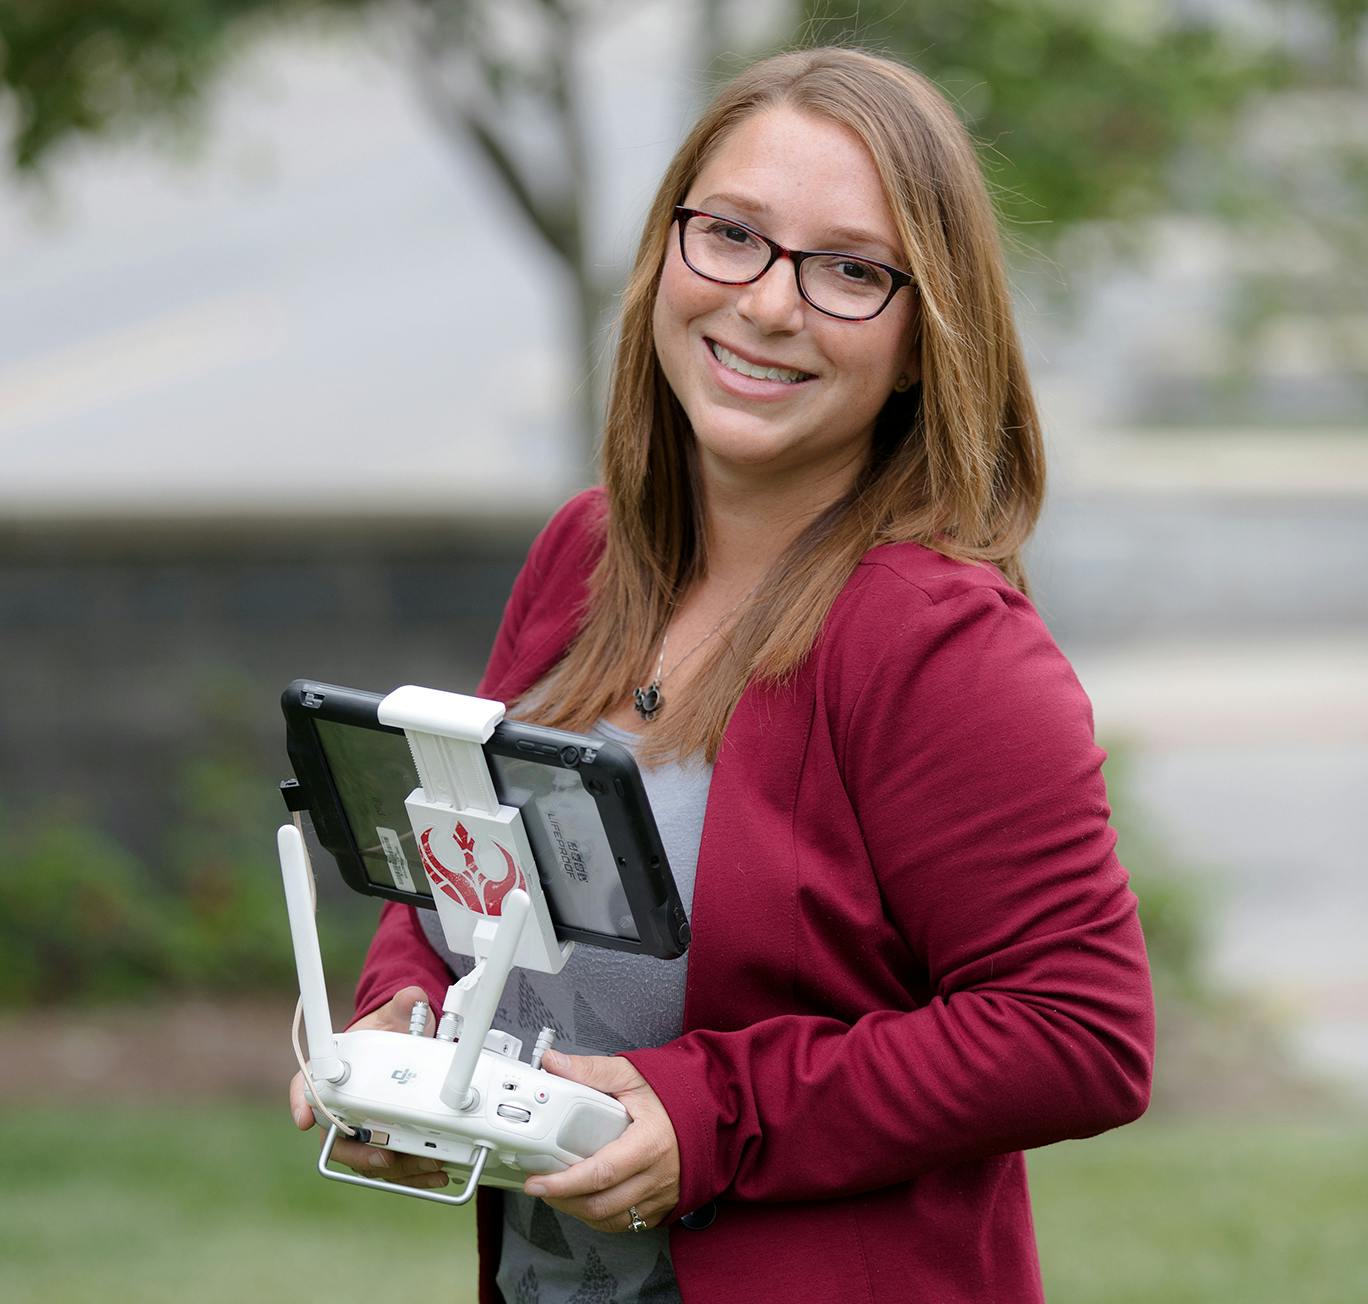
1031, 1113, 1368, 1303
1, 1105, 1364, 1302
0, 1103, 479, 1304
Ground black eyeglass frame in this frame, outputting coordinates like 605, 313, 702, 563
672, 206, 917, 322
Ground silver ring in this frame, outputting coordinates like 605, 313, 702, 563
627, 1205, 648, 1233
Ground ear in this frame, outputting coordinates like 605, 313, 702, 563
898, 309, 922, 387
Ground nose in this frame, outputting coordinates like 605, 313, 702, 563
735, 254, 805, 333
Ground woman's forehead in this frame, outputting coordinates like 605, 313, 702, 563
686, 105, 902, 256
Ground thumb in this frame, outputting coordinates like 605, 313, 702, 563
290, 1072, 316, 1131
387, 985, 435, 1033
540, 1048, 643, 1097
350, 985, 434, 1034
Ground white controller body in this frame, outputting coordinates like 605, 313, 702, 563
306, 1028, 628, 1190
281, 820, 629, 1201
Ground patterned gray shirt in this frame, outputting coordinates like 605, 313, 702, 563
418, 719, 712, 1304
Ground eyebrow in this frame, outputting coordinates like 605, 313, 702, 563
694, 191, 903, 264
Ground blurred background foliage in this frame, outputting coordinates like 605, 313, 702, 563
0, 674, 377, 1006
798, 0, 1365, 228
798, 0, 1368, 415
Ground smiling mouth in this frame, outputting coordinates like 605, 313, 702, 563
708, 340, 815, 385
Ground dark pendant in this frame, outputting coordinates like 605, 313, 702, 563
633, 681, 663, 721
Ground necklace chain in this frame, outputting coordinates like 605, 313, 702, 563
632, 581, 762, 722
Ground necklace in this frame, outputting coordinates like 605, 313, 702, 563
632, 583, 761, 722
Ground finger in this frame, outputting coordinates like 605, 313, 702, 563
289, 1072, 315, 1131
361, 1170, 451, 1190
351, 1164, 451, 1190
539, 1049, 645, 1098
377, 1158, 451, 1190
540, 1170, 665, 1233
525, 1120, 663, 1202
357, 984, 434, 1035
326, 1137, 450, 1185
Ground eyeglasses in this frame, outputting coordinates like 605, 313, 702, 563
673, 206, 916, 322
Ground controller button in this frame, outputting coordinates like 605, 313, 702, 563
535, 1089, 549, 1104
497, 1105, 532, 1123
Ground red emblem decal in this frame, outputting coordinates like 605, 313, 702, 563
419, 822, 525, 915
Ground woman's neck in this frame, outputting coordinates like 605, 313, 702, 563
698, 456, 861, 590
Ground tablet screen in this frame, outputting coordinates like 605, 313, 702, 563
313, 718, 639, 940
486, 753, 638, 941
314, 719, 432, 900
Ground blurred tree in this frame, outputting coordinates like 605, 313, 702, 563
800, 0, 1368, 419
800, 1, 1298, 236
0, 0, 748, 458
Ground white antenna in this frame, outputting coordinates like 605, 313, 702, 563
277, 823, 347, 1084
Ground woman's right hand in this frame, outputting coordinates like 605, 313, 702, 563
288, 984, 450, 1191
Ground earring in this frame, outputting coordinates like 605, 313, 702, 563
893, 374, 914, 393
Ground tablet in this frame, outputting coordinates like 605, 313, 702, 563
279, 679, 690, 959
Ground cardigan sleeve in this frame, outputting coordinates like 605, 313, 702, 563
622, 584, 1155, 1212
352, 900, 454, 1024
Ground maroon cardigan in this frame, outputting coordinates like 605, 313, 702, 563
354, 489, 1154, 1304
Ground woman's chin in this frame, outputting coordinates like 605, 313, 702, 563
695, 438, 798, 483
693, 423, 871, 495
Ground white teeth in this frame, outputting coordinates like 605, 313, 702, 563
710, 341, 810, 384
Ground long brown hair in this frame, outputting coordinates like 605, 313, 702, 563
520, 47, 1045, 763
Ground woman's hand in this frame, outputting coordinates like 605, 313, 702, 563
523, 1050, 681, 1233
287, 984, 450, 1191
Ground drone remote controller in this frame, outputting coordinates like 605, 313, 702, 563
306, 1022, 630, 1197
278, 687, 631, 1207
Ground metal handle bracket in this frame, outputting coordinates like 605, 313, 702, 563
317, 1124, 489, 1207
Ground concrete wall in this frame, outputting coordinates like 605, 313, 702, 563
1, 516, 536, 861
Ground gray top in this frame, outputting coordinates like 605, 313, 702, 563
418, 718, 712, 1304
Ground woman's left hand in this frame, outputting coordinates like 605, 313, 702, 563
523, 1049, 681, 1233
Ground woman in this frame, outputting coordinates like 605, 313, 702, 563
292, 46, 1154, 1303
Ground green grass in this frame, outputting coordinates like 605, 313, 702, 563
0, 1103, 478, 1303
1, 1105, 1364, 1302
1030, 1114, 1368, 1303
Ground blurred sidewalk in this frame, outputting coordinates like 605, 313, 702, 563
1077, 637, 1368, 745
1076, 637, 1368, 1099
1060, 427, 1368, 498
